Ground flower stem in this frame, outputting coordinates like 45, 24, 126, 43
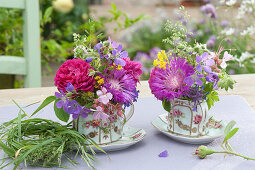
215, 151, 255, 160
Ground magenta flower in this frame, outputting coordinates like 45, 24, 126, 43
54, 59, 95, 93
149, 57, 195, 101
123, 57, 143, 83
194, 115, 202, 124
93, 106, 109, 122
96, 87, 113, 105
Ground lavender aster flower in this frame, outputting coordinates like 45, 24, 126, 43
206, 39, 215, 48
149, 57, 195, 101
104, 69, 137, 106
200, 4, 217, 19
221, 20, 229, 27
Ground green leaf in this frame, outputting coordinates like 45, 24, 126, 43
206, 91, 219, 110
31, 96, 57, 117
0, 141, 15, 157
162, 99, 171, 112
54, 100, 70, 122
224, 120, 236, 136
223, 128, 239, 143
111, 3, 117, 11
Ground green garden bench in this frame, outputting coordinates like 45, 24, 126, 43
0, 0, 41, 88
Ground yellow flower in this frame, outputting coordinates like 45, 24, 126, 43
95, 76, 101, 80
97, 78, 104, 85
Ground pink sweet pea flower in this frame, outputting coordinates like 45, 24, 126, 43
93, 106, 109, 122
220, 51, 233, 69
97, 87, 113, 105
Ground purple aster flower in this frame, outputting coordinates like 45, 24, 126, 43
206, 73, 219, 89
85, 57, 93, 63
221, 20, 229, 27
196, 52, 215, 73
149, 47, 161, 59
134, 52, 150, 63
158, 150, 168, 157
206, 39, 215, 48
200, 4, 217, 19
149, 57, 195, 101
65, 83, 74, 92
205, 28, 211, 33
103, 68, 137, 106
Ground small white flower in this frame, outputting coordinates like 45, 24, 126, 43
53, 0, 74, 13
226, 0, 237, 6
221, 28, 235, 36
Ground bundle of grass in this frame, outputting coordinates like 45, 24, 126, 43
0, 102, 106, 169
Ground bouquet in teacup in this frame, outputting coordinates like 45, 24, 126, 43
149, 7, 235, 137
53, 34, 142, 144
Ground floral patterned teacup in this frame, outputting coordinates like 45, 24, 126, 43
167, 99, 210, 137
73, 103, 134, 144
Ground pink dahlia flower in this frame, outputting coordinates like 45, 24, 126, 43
54, 59, 95, 92
123, 57, 143, 83
149, 57, 194, 101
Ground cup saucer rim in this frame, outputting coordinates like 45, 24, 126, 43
95, 126, 146, 147
152, 113, 226, 140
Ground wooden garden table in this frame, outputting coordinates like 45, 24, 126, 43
0, 74, 254, 110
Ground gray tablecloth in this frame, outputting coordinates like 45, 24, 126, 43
0, 96, 255, 170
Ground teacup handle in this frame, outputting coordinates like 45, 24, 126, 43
122, 103, 134, 125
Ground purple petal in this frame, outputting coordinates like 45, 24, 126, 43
202, 52, 209, 60
85, 57, 93, 63
112, 49, 117, 56
114, 58, 126, 66
72, 113, 79, 119
94, 43, 102, 51
196, 78, 203, 86
205, 59, 215, 66
196, 64, 202, 72
65, 83, 74, 92
158, 150, 168, 157
56, 100, 64, 108
197, 74, 204, 78
196, 55, 202, 63
55, 92, 63, 99
120, 51, 128, 58
184, 76, 194, 86
112, 41, 118, 48
213, 81, 218, 89
203, 66, 212, 73
117, 44, 122, 52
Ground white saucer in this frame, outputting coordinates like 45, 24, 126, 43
151, 113, 226, 144
91, 125, 146, 152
